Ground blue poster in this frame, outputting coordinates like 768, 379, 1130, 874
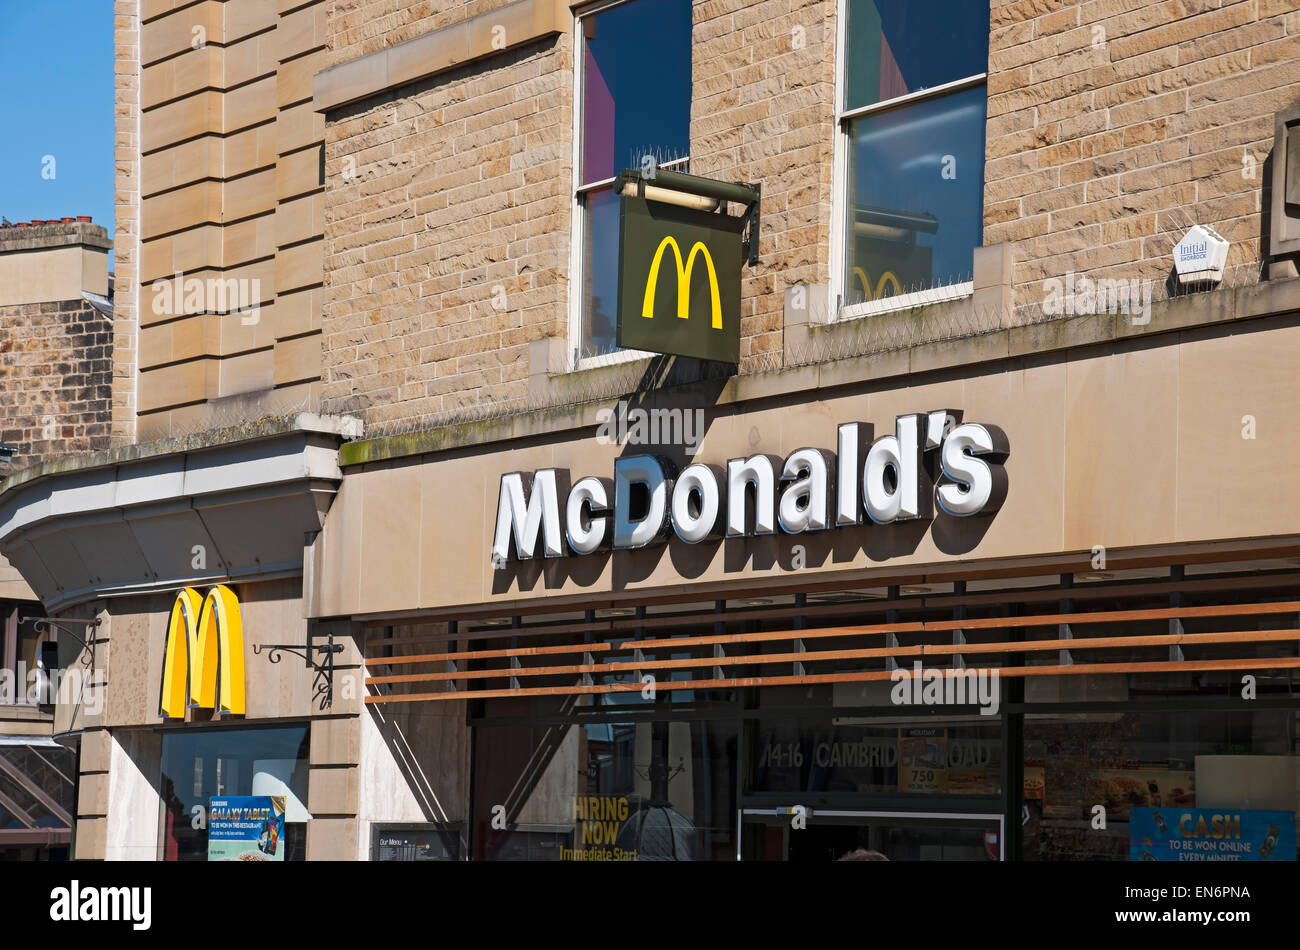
209, 796, 286, 862
1130, 807, 1295, 861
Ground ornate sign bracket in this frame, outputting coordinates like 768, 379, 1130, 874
252, 632, 344, 711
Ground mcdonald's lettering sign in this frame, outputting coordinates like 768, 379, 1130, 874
617, 195, 744, 363
160, 585, 245, 718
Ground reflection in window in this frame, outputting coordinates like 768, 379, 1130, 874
579, 187, 620, 357
844, 85, 986, 305
574, 0, 691, 360
0, 744, 76, 837
843, 0, 991, 112
1023, 710, 1300, 861
158, 726, 310, 861
839, 0, 989, 310
750, 718, 1001, 797
472, 720, 737, 861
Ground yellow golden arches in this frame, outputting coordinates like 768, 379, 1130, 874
161, 588, 202, 719
160, 585, 245, 719
642, 236, 723, 330
852, 267, 903, 302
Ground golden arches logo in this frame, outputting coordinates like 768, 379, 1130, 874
160, 585, 245, 718
642, 236, 723, 330
852, 267, 903, 302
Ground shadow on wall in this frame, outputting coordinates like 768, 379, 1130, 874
469, 696, 581, 861
367, 699, 465, 858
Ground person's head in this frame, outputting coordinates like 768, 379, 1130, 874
837, 847, 888, 861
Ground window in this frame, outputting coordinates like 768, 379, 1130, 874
570, 0, 692, 366
1023, 710, 1300, 861
1, 607, 45, 706
834, 0, 990, 316
158, 725, 310, 861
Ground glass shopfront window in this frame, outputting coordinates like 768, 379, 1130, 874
472, 719, 738, 861
1022, 709, 1300, 861
740, 712, 1003, 861
158, 725, 310, 861
749, 717, 1001, 799
741, 812, 1000, 862
0, 742, 76, 859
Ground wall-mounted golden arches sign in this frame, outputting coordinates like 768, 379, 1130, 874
160, 585, 245, 718
642, 236, 723, 329
852, 267, 903, 302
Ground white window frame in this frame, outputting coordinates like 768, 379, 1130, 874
828, 0, 987, 324
567, 0, 689, 372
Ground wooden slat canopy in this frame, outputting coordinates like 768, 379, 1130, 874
363, 595, 1300, 705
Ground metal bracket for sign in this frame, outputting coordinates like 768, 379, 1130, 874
252, 633, 344, 710
30, 617, 100, 654
615, 167, 762, 266
30, 617, 101, 675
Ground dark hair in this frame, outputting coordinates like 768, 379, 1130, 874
837, 847, 889, 861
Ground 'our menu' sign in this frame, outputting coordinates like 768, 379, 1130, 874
616, 194, 745, 363
491, 410, 1008, 564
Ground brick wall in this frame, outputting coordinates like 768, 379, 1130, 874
320, 0, 839, 426
329, 0, 483, 66
317, 0, 1300, 430
691, 0, 836, 364
321, 9, 571, 427
985, 0, 1300, 304
0, 299, 114, 480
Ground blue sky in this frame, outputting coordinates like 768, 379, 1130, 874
0, 2, 115, 269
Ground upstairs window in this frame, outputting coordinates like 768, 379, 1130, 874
837, 0, 990, 315
570, 0, 692, 365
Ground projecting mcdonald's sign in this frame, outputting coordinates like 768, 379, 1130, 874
617, 195, 744, 363
160, 585, 245, 718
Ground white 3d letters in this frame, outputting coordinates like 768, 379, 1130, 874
490, 410, 1007, 563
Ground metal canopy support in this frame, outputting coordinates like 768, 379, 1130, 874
793, 592, 807, 676
1170, 565, 1186, 662
952, 580, 967, 669
615, 167, 762, 266
714, 600, 727, 680
0, 786, 36, 828
1058, 574, 1074, 666
0, 754, 71, 826
884, 586, 901, 672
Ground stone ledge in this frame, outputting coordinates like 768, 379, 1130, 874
0, 412, 363, 499
339, 276, 1300, 468
0, 221, 111, 253
313, 0, 569, 113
